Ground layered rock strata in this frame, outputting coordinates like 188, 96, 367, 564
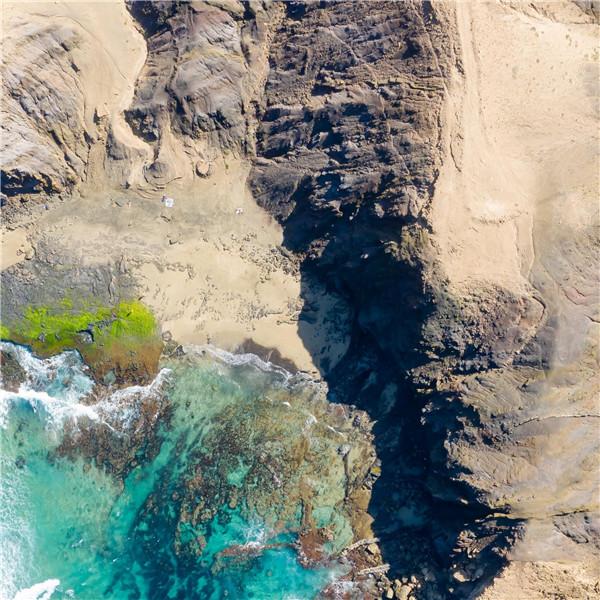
1, 1, 598, 598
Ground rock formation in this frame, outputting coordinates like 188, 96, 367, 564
1, 1, 598, 598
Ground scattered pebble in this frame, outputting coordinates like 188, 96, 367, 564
452, 569, 469, 583
398, 585, 412, 600
195, 160, 212, 178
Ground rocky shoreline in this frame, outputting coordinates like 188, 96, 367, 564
1, 1, 598, 598
1, 339, 393, 598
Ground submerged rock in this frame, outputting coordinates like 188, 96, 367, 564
0, 347, 26, 391
0, 348, 27, 392
2, 343, 382, 598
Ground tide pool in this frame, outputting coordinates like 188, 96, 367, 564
0, 343, 375, 600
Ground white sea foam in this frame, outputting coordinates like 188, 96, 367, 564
0, 345, 169, 600
12, 579, 60, 600
243, 520, 267, 547
186, 344, 293, 377
0, 342, 170, 432
0, 511, 34, 600
0, 347, 90, 600
0, 343, 96, 429
92, 368, 170, 431
1, 343, 92, 399
182, 344, 322, 391
0, 388, 99, 429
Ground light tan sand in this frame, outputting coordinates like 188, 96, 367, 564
476, 559, 600, 600
0, 228, 31, 270
431, 0, 598, 293
25, 157, 350, 375
431, 4, 600, 596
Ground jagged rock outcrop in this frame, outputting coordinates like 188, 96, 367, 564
1, 1, 598, 598
124, 0, 273, 186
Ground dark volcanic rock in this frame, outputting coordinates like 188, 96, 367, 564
249, 0, 454, 380
0, 347, 27, 391
248, 2, 487, 595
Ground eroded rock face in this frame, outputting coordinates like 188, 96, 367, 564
1, 21, 89, 195
1, 0, 598, 598
251, 1, 452, 224
0, 2, 149, 202
124, 0, 273, 186
249, 0, 455, 379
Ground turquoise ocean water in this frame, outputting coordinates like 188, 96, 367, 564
0, 343, 363, 600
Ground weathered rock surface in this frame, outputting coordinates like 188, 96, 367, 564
1, 19, 89, 195
124, 0, 272, 187
1, 1, 598, 598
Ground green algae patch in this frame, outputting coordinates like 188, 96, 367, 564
1, 300, 162, 384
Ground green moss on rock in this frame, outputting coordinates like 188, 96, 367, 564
1, 300, 162, 384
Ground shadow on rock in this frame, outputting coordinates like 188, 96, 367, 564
291, 254, 518, 599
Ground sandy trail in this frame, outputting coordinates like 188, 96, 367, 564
432, 0, 598, 294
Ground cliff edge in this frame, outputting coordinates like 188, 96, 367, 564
1, 1, 598, 598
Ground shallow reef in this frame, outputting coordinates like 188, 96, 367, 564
1, 343, 382, 599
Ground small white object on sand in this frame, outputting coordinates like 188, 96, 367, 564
162, 195, 175, 208
235, 207, 244, 215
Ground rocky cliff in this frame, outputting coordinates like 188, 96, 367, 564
251, 1, 599, 596
1, 1, 598, 598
